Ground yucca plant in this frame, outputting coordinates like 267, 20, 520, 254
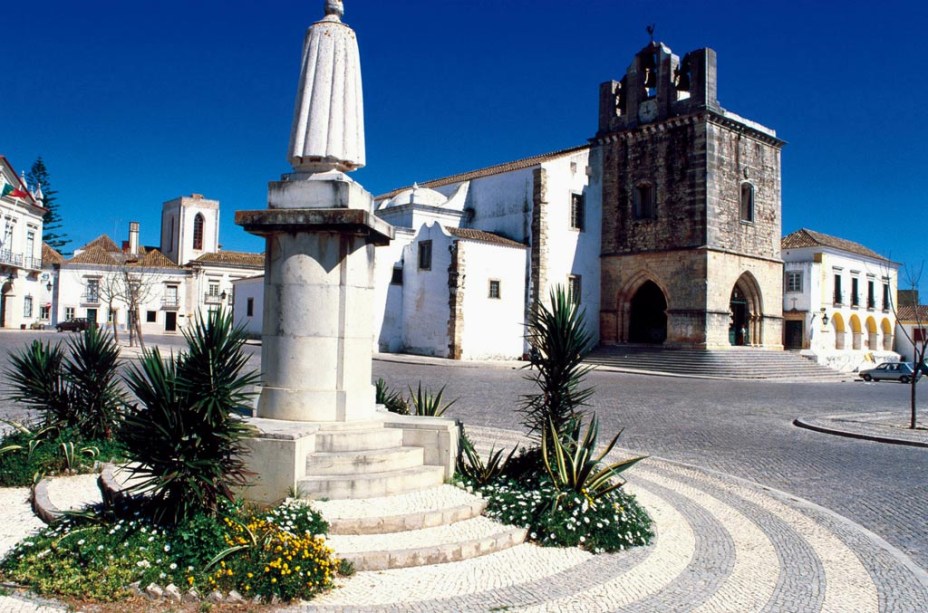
5, 328, 124, 441
541, 415, 646, 510
4, 339, 72, 428
120, 310, 260, 526
64, 326, 125, 440
375, 377, 408, 415
456, 428, 516, 486
520, 286, 594, 438
409, 382, 457, 417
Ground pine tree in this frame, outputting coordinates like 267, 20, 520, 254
26, 157, 71, 254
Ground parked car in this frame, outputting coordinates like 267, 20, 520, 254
858, 362, 918, 383
56, 318, 95, 333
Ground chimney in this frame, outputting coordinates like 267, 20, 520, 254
129, 221, 140, 255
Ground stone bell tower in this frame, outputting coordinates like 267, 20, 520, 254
595, 40, 785, 349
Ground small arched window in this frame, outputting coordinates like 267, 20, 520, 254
633, 183, 656, 220
740, 183, 755, 223
193, 213, 204, 250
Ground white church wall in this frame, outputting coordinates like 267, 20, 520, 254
373, 227, 414, 352
540, 149, 600, 341
458, 241, 527, 360
402, 223, 453, 357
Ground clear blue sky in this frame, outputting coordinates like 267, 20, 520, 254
4, 0, 927, 291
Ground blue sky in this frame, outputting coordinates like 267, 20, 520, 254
4, 0, 927, 291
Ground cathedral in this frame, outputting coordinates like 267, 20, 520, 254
358, 39, 785, 358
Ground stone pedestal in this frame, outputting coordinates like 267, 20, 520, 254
236, 176, 393, 422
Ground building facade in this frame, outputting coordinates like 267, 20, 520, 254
595, 42, 785, 349
0, 156, 47, 329
781, 228, 899, 371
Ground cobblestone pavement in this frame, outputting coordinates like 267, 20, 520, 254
795, 411, 928, 447
2, 331, 927, 611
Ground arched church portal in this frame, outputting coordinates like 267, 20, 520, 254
729, 273, 763, 346
628, 281, 667, 344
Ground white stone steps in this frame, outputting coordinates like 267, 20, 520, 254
305, 446, 425, 476
298, 464, 445, 499
326, 516, 527, 571
314, 426, 405, 453
315, 484, 487, 535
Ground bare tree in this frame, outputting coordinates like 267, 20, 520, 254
887, 263, 927, 430
93, 262, 163, 350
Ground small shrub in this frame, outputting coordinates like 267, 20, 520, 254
456, 427, 516, 487
0, 423, 124, 487
409, 382, 456, 417
470, 476, 653, 553
375, 378, 408, 415
0, 500, 335, 603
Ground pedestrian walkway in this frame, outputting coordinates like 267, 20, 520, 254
794, 411, 928, 448
4, 426, 926, 612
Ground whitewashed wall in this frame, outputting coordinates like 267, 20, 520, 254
372, 227, 413, 352
402, 223, 453, 357
457, 240, 527, 360
232, 275, 264, 336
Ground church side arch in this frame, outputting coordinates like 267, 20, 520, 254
729, 271, 764, 346
616, 271, 671, 344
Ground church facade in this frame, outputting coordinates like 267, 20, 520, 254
365, 40, 784, 358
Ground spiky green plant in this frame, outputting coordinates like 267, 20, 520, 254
520, 286, 594, 438
120, 310, 260, 525
541, 415, 646, 509
4, 339, 72, 428
5, 328, 124, 440
456, 428, 516, 487
64, 326, 125, 440
375, 377, 408, 415
409, 382, 457, 417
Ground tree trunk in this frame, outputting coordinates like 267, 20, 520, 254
135, 307, 146, 351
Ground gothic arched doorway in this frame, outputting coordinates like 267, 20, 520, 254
628, 281, 667, 344
729, 272, 764, 346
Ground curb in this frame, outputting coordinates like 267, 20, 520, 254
793, 417, 928, 449
30, 478, 63, 524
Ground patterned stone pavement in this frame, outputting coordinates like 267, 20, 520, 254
292, 427, 928, 612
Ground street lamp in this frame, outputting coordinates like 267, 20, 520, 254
220, 290, 227, 301
46, 281, 53, 292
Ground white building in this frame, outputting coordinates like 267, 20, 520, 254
51, 194, 262, 335
894, 304, 928, 363
0, 156, 47, 329
372, 146, 600, 360
781, 228, 899, 371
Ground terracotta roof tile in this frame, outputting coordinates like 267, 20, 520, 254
897, 305, 928, 322
781, 228, 886, 261
41, 243, 63, 265
445, 227, 526, 249
193, 251, 264, 268
67, 247, 121, 266
376, 144, 590, 201
80, 235, 121, 253
138, 249, 180, 268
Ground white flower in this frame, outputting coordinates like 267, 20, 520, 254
77, 539, 85, 546
163, 544, 171, 552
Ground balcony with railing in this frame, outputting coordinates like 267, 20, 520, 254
0, 250, 42, 270
204, 292, 223, 304
833, 291, 843, 306
81, 292, 101, 306
162, 296, 181, 310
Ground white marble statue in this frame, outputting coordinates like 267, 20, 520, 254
287, 0, 365, 173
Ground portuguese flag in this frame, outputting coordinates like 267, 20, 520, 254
1, 183, 29, 199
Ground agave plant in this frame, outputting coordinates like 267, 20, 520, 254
541, 415, 646, 510
520, 286, 595, 438
456, 428, 516, 487
375, 377, 408, 415
409, 382, 457, 417
120, 310, 260, 525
